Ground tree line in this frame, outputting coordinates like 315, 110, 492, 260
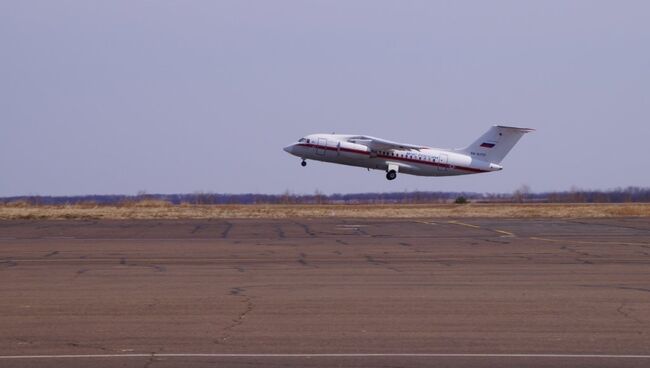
2, 187, 649, 205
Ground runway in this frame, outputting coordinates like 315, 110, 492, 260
1, 218, 649, 367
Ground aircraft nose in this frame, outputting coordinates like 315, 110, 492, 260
283, 144, 294, 154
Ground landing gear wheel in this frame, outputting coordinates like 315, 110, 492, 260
301, 160, 307, 167
386, 170, 397, 181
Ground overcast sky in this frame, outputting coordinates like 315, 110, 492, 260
1, 1, 648, 196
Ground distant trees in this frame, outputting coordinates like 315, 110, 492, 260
2, 187, 649, 206
313, 190, 328, 205
513, 184, 531, 203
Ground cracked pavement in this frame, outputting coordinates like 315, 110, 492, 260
0, 218, 649, 367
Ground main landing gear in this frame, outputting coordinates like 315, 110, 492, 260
386, 170, 397, 181
301, 160, 307, 167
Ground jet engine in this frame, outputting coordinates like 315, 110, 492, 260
336, 141, 370, 158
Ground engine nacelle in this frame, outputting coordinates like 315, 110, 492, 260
337, 141, 370, 158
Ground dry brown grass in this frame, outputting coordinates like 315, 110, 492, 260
1, 202, 649, 220
3, 200, 31, 208
118, 199, 173, 208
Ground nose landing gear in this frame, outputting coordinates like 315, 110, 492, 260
386, 170, 397, 181
301, 160, 307, 167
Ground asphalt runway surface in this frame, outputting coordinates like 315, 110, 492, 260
1, 218, 649, 367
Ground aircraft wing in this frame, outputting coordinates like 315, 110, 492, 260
346, 135, 428, 151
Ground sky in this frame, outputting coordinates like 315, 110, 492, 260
1, 0, 649, 196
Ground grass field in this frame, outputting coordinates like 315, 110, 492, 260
1, 201, 649, 220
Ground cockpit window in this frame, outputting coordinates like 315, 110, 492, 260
298, 138, 307, 143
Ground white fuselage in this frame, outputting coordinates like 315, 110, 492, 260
284, 133, 503, 177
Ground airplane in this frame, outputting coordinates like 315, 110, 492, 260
283, 125, 533, 180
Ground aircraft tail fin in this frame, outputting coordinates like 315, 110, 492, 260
457, 125, 534, 164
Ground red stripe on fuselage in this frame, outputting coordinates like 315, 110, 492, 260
376, 153, 487, 173
297, 143, 369, 156
296, 143, 488, 173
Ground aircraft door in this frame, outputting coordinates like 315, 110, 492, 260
316, 138, 327, 156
